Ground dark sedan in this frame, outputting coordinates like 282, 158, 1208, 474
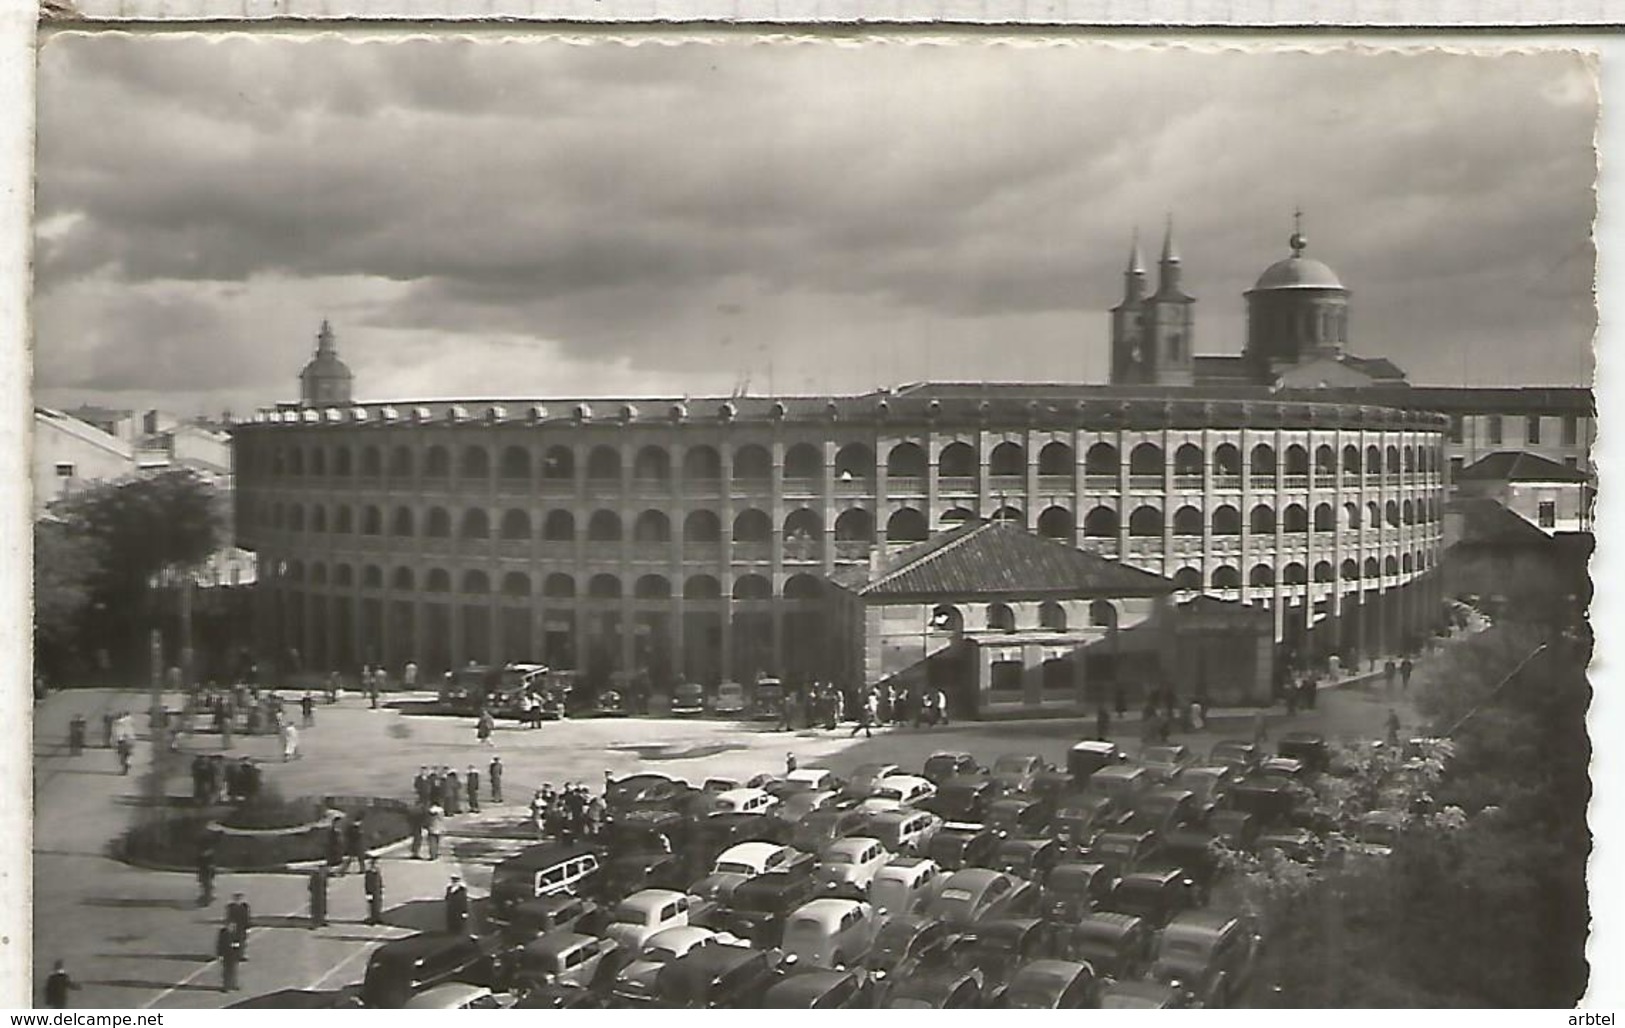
653, 945, 788, 1009
863, 914, 956, 975
762, 968, 878, 1009
998, 959, 1101, 1009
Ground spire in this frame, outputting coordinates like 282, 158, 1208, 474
1127, 227, 1146, 276
1289, 207, 1308, 256
1160, 213, 1180, 265
315, 319, 336, 356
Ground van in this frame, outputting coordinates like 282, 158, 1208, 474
864, 809, 943, 856
490, 844, 602, 921
512, 931, 621, 991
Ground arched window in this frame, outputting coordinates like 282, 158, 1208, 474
1038, 441, 1073, 476
1085, 442, 1119, 476
1385, 446, 1401, 475
289, 505, 306, 532
1404, 446, 1416, 473
1038, 601, 1067, 631
985, 441, 1023, 477
1083, 506, 1119, 538
1213, 443, 1241, 477
1283, 504, 1308, 533
1089, 600, 1118, 628
938, 441, 978, 478
586, 446, 621, 481
311, 505, 328, 533
1342, 444, 1361, 475
460, 446, 491, 480
633, 510, 671, 543
784, 443, 822, 481
500, 509, 531, 540
587, 574, 621, 599
424, 445, 451, 479
1364, 557, 1381, 579
1342, 559, 1360, 581
633, 446, 671, 484
541, 446, 574, 481
930, 605, 964, 634
1172, 506, 1203, 536
887, 442, 928, 478
732, 574, 771, 600
1250, 504, 1276, 534
1172, 567, 1202, 591
835, 508, 876, 542
1037, 506, 1074, 540
939, 507, 975, 528
1250, 564, 1275, 587
388, 446, 413, 479
1314, 561, 1335, 583
361, 505, 382, 536
986, 603, 1016, 632
1402, 553, 1415, 574
990, 506, 1024, 526
460, 508, 490, 539
502, 572, 531, 598
334, 448, 353, 477
785, 575, 823, 600
733, 444, 772, 480
1250, 444, 1276, 480
1173, 443, 1204, 477
1367, 500, 1382, 528
1128, 505, 1163, 537
360, 446, 381, 477
683, 510, 722, 543
543, 573, 575, 598
1284, 444, 1309, 477
1343, 502, 1361, 530
733, 509, 771, 543
392, 567, 415, 592
635, 574, 671, 599
542, 510, 575, 541
684, 575, 721, 599
1315, 445, 1336, 476
1283, 563, 1308, 586
682, 445, 722, 483
887, 508, 928, 542
1212, 505, 1241, 536
1402, 499, 1415, 525
834, 443, 874, 481
1384, 555, 1399, 577
1386, 501, 1400, 527
499, 446, 530, 480
310, 449, 326, 478
587, 510, 623, 542
462, 570, 490, 594
1129, 443, 1164, 476
1366, 444, 1382, 475
334, 564, 355, 588
784, 508, 824, 540
425, 507, 450, 538
425, 568, 451, 593
334, 505, 353, 534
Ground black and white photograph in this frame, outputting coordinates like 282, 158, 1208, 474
28, 33, 1597, 1009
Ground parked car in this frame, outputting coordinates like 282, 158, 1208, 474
1154, 832, 1223, 902
672, 682, 707, 716
1125, 787, 1203, 837
1207, 809, 1261, 852
926, 868, 1038, 926
776, 789, 843, 825
1083, 765, 1151, 806
773, 767, 845, 797
1140, 744, 1196, 783
603, 889, 692, 951
1208, 739, 1264, 773
1255, 756, 1310, 783
1052, 793, 1126, 848
791, 808, 872, 855
401, 984, 514, 1010
869, 856, 946, 918
510, 982, 604, 1009
1150, 910, 1263, 1008
926, 821, 1002, 871
1348, 808, 1408, 858
653, 945, 788, 1008
1061, 912, 1156, 982
1028, 768, 1076, 804
1067, 740, 1130, 782
990, 754, 1050, 793
509, 931, 621, 992
985, 794, 1053, 838
607, 926, 726, 1006
761, 968, 879, 1009
751, 678, 784, 720
863, 914, 956, 974
998, 959, 1102, 1009
862, 808, 943, 857
815, 836, 893, 898
488, 844, 602, 925
923, 775, 1000, 822
713, 682, 747, 715
857, 774, 937, 814
711, 872, 818, 948
1099, 978, 1192, 1008
1172, 765, 1242, 815
688, 812, 795, 876
605, 773, 697, 816
1082, 828, 1162, 879
604, 809, 692, 859
922, 751, 982, 786
1255, 825, 1323, 864
992, 837, 1065, 885
1277, 730, 1331, 773
1041, 861, 1115, 922
879, 966, 983, 1009
361, 933, 503, 1009
1099, 868, 1203, 928
706, 787, 780, 818
495, 891, 597, 945
841, 763, 903, 799
944, 918, 1047, 998
783, 898, 879, 969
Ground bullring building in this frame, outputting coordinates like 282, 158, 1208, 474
233, 222, 1573, 716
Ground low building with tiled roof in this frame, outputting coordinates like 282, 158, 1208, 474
1453, 451, 1592, 534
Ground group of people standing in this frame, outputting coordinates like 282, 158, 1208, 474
408, 758, 504, 860
527, 781, 607, 843
775, 682, 951, 734
188, 753, 263, 805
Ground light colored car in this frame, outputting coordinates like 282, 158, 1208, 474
815, 836, 893, 897
609, 925, 724, 1004
863, 808, 944, 856
783, 898, 879, 969
603, 889, 692, 951
513, 932, 620, 990
869, 856, 945, 918
842, 763, 903, 799
401, 983, 514, 1009
782, 768, 844, 795
714, 682, 747, 715
857, 775, 937, 813
708, 787, 780, 817
713, 841, 806, 877
778, 790, 843, 824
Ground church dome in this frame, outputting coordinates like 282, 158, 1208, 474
1252, 255, 1345, 291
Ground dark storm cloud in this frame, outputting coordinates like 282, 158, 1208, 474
33, 37, 1596, 410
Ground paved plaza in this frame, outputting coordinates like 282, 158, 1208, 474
32, 672, 1421, 1008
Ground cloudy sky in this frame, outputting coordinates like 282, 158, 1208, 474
34, 36, 1597, 417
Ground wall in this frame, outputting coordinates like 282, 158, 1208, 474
33, 411, 135, 513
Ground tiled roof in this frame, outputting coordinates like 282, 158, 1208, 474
1445, 498, 1554, 548
832, 520, 1175, 600
1456, 451, 1589, 483
1340, 355, 1408, 381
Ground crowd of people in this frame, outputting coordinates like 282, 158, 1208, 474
771, 681, 952, 735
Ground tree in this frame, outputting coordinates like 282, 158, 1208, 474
33, 516, 103, 680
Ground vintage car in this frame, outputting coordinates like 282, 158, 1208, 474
815, 836, 894, 898
604, 773, 697, 816
1082, 828, 1162, 879
605, 809, 692, 858
608, 926, 726, 1006
944, 918, 1048, 998
489, 844, 602, 922
1067, 739, 1131, 782
702, 777, 743, 796
783, 898, 880, 969
776, 790, 844, 825
862, 808, 944, 857
1255, 756, 1311, 783
991, 837, 1065, 885
921, 751, 982, 786
1348, 808, 1408, 858
869, 856, 945, 918
1208, 739, 1264, 773
926, 868, 1038, 926
879, 966, 984, 1009
1277, 730, 1332, 773
1150, 910, 1264, 1008
1061, 911, 1156, 982
1098, 868, 1203, 928
711, 872, 819, 948
1140, 744, 1197, 784
509, 931, 622, 991
688, 812, 795, 876
923, 775, 1001, 822
713, 681, 747, 715
788, 807, 868, 855
1028, 768, 1077, 803
1172, 765, 1243, 815
1053, 793, 1127, 848
1222, 781, 1312, 830
653, 945, 789, 1008
400, 984, 514, 1010
1041, 861, 1115, 922
495, 891, 598, 945
773, 767, 845, 797
1099, 979, 1192, 1008
591, 688, 630, 718
1083, 764, 1152, 807
706, 787, 781, 818
857, 774, 938, 814
691, 842, 812, 902
510, 982, 605, 1009
1154, 832, 1223, 902
227, 990, 362, 1009
603, 889, 692, 951
671, 682, 707, 717
985, 794, 1053, 838
990, 753, 1051, 793
841, 763, 903, 799
1207, 809, 1261, 852
998, 959, 1102, 1009
1124, 787, 1204, 837
863, 913, 956, 973
926, 821, 1002, 871
761, 968, 879, 1009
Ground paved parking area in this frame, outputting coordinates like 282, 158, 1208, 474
33, 676, 1419, 1008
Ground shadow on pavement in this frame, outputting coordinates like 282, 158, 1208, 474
94, 952, 215, 963
84, 977, 217, 993
380, 899, 448, 933
82, 897, 195, 910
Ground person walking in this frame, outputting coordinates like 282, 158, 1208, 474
216, 924, 244, 993
849, 695, 873, 738
300, 691, 315, 727
367, 668, 381, 710
225, 893, 252, 959
1189, 697, 1206, 732
363, 858, 385, 925
308, 867, 329, 929
325, 817, 345, 872
197, 840, 217, 907
1302, 677, 1318, 711
410, 805, 425, 860
466, 765, 481, 814
403, 660, 419, 691
425, 803, 445, 860
476, 709, 494, 746
1383, 659, 1398, 694
1400, 657, 1414, 691
529, 790, 547, 838
444, 875, 470, 935
281, 722, 300, 762
1252, 709, 1269, 745
344, 816, 366, 874
115, 733, 133, 775
785, 752, 798, 775
489, 756, 503, 803
413, 766, 430, 807
935, 689, 950, 726
43, 960, 78, 1008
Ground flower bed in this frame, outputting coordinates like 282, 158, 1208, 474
117, 795, 413, 872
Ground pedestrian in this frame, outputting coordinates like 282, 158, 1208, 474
326, 818, 345, 872
476, 709, 495, 745
197, 840, 217, 907
367, 668, 381, 710
1383, 659, 1397, 693
363, 857, 385, 925
489, 756, 503, 803
1189, 698, 1206, 732
43, 960, 78, 1008
1096, 704, 1110, 741
849, 698, 873, 738
216, 924, 244, 992
445, 874, 470, 935
308, 867, 329, 928
115, 734, 133, 775
404, 660, 419, 691
445, 769, 462, 815
586, 792, 606, 839
102, 712, 115, 749
344, 816, 366, 873
1400, 658, 1414, 691
281, 721, 300, 762
426, 803, 445, 859
777, 693, 792, 732
466, 765, 481, 814
786, 751, 798, 775
225, 892, 252, 959
935, 689, 949, 726
530, 790, 547, 838
300, 691, 315, 727
410, 805, 425, 860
